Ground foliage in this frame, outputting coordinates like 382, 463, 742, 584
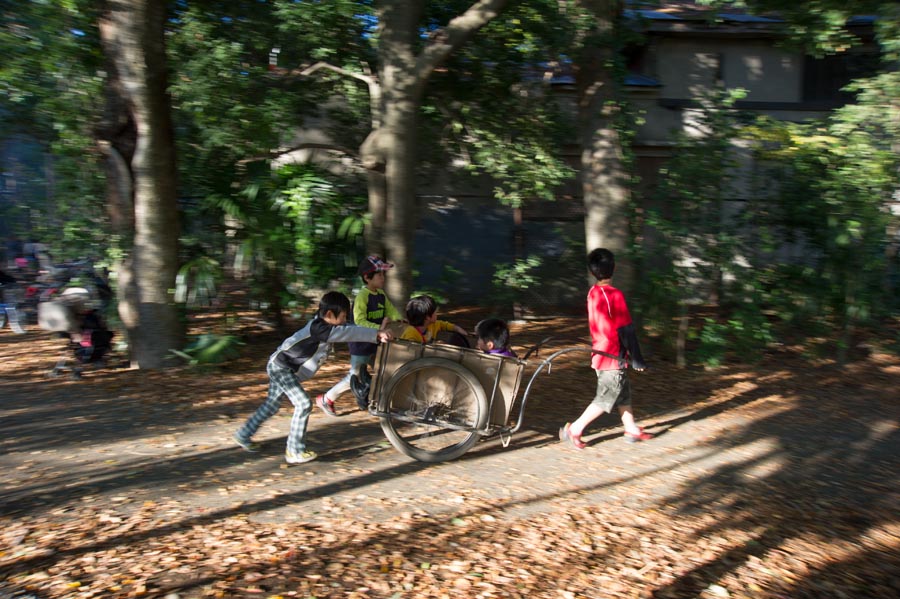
424, 1, 577, 207
458, 110, 575, 207
710, 1, 900, 59
746, 88, 899, 345
491, 255, 543, 313
273, 0, 576, 208
175, 256, 221, 308
169, 333, 244, 366
639, 89, 758, 365
411, 264, 465, 306
0, 1, 108, 254
213, 163, 367, 326
643, 63, 899, 365
168, 1, 318, 201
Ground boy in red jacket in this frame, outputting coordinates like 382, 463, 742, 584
560, 248, 653, 449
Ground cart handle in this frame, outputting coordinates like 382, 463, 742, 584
506, 346, 633, 435
521, 336, 554, 360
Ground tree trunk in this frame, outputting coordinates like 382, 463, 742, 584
99, 142, 140, 354
364, 170, 388, 258
99, 0, 183, 368
381, 105, 420, 307
363, 0, 509, 304
577, 1, 634, 293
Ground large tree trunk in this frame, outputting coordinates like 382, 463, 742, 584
364, 170, 388, 258
577, 1, 634, 293
362, 0, 509, 304
99, 0, 183, 368
376, 0, 423, 306
97, 39, 139, 355
381, 105, 420, 307
99, 141, 140, 353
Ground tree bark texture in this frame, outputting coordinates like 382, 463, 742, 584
99, 0, 183, 368
367, 0, 509, 305
97, 41, 140, 354
577, 1, 634, 293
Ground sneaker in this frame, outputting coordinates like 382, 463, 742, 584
233, 432, 261, 452
315, 394, 338, 417
285, 449, 318, 464
350, 372, 371, 410
559, 422, 586, 450
624, 428, 654, 443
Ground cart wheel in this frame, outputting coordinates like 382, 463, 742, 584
379, 357, 488, 463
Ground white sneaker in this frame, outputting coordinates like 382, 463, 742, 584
285, 449, 318, 464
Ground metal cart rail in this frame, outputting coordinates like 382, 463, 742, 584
366, 338, 622, 462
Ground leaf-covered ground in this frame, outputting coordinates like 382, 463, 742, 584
1, 309, 898, 599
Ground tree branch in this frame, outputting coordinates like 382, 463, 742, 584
289, 60, 381, 128
297, 61, 375, 86
236, 142, 360, 167
417, 0, 510, 80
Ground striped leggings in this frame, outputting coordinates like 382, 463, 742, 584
236, 362, 312, 455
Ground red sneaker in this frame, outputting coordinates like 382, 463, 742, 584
315, 394, 337, 417
559, 422, 586, 450
624, 427, 653, 443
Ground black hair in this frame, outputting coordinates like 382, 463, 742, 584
588, 248, 615, 281
318, 291, 351, 319
475, 317, 510, 350
405, 295, 437, 326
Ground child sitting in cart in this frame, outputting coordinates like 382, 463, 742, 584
400, 295, 469, 346
475, 317, 518, 358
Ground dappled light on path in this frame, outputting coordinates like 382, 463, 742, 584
1, 314, 898, 598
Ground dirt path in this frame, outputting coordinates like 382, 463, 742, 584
1, 323, 898, 598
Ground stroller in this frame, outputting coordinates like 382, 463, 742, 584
38, 288, 114, 379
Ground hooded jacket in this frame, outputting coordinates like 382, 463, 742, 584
270, 316, 379, 380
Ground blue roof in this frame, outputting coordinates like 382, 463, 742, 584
719, 13, 781, 24
624, 8, 782, 24
847, 15, 877, 26
625, 73, 661, 87
624, 9, 679, 21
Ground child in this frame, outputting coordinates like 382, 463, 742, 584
233, 291, 393, 464
316, 255, 403, 415
475, 317, 518, 358
559, 248, 652, 449
400, 295, 469, 344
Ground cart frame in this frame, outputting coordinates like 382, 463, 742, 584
367, 338, 627, 462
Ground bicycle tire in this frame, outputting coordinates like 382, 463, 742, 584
379, 357, 488, 462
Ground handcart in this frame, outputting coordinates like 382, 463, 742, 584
366, 337, 612, 463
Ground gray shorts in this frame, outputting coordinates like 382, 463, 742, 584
591, 368, 631, 413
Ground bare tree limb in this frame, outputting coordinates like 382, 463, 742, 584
291, 59, 382, 128
298, 61, 375, 86
236, 142, 360, 167
416, 0, 510, 81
